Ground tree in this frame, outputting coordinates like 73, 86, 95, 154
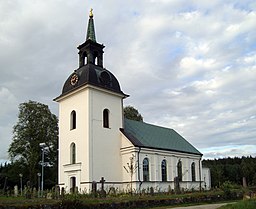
8, 100, 58, 187
124, 105, 143, 121
123, 154, 138, 195
202, 156, 256, 187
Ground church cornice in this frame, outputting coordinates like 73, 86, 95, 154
54, 83, 128, 102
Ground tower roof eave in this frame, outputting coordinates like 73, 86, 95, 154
77, 39, 104, 51
54, 83, 129, 102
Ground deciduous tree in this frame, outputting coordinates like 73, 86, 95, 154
8, 100, 58, 186
124, 105, 143, 122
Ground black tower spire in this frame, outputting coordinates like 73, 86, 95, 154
55, 8, 128, 99
78, 8, 104, 67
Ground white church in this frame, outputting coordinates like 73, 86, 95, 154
54, 10, 211, 193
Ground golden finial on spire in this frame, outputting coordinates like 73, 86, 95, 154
89, 8, 93, 18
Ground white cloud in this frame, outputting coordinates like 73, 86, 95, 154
0, 0, 255, 162
0, 87, 18, 161
202, 145, 256, 159
179, 57, 216, 77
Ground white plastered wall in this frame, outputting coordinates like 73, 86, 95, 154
202, 167, 211, 190
120, 134, 139, 192
57, 88, 90, 193
120, 132, 204, 193
57, 84, 125, 193
87, 87, 124, 184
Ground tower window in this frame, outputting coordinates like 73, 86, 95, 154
143, 158, 149, 181
177, 160, 182, 182
70, 143, 76, 164
191, 162, 196, 181
161, 159, 167, 182
84, 55, 88, 66
103, 109, 109, 128
70, 110, 76, 130
94, 51, 98, 65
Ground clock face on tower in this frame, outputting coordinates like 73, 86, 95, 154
70, 74, 79, 86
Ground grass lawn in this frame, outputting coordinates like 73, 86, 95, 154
147, 201, 237, 209
0, 196, 59, 206
0, 190, 243, 208
218, 199, 256, 209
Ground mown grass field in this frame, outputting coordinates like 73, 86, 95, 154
219, 199, 256, 209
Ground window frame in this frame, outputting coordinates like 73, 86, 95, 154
70, 110, 76, 130
143, 158, 150, 182
191, 162, 196, 181
103, 108, 110, 128
70, 143, 76, 164
177, 160, 182, 182
161, 159, 167, 182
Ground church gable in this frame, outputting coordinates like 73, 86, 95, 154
120, 131, 134, 148
121, 118, 202, 155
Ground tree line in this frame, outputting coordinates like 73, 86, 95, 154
202, 156, 256, 188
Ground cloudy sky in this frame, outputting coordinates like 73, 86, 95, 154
0, 0, 255, 163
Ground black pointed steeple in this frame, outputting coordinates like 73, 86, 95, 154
86, 9, 96, 42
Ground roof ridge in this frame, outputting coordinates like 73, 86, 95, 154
124, 118, 175, 131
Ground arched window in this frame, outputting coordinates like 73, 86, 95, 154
94, 51, 98, 65
70, 110, 76, 130
161, 159, 167, 182
191, 162, 196, 181
70, 143, 76, 164
177, 160, 182, 182
103, 109, 109, 128
143, 158, 149, 181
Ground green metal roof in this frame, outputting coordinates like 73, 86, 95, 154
122, 118, 202, 155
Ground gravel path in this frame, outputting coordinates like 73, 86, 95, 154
166, 202, 233, 209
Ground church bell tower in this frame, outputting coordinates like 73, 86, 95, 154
54, 9, 128, 193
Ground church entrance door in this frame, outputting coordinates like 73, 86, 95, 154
70, 177, 76, 193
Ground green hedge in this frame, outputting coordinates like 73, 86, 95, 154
0, 191, 243, 209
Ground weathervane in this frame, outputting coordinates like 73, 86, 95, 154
89, 8, 93, 18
